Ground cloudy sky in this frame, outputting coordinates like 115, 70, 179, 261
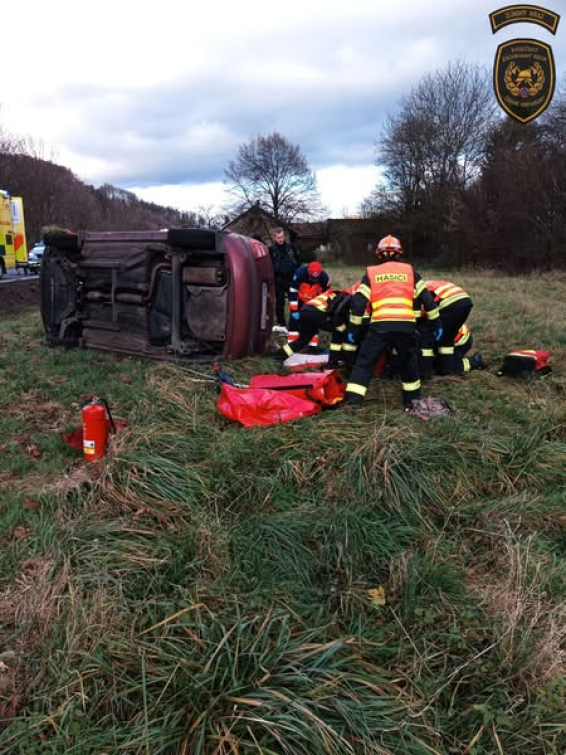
2, 0, 564, 217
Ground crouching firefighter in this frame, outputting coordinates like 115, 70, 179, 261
273, 289, 352, 362
418, 279, 473, 376
287, 261, 331, 346
342, 235, 442, 409
453, 324, 486, 373
417, 322, 485, 376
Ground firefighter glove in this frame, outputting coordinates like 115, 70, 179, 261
432, 322, 443, 342
290, 311, 300, 321
346, 332, 356, 345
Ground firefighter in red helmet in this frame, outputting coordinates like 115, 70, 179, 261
342, 235, 442, 409
287, 261, 331, 345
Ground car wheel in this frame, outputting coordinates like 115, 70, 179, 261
168, 228, 216, 250
0, 259, 5, 279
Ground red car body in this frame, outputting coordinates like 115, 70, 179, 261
40, 228, 274, 362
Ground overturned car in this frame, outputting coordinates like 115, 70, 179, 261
40, 228, 274, 361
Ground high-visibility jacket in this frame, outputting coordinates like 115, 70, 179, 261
348, 264, 439, 335
425, 280, 471, 309
288, 265, 330, 312
455, 323, 471, 347
306, 290, 340, 312
367, 262, 415, 323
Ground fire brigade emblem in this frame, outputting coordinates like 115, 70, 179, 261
493, 38, 555, 122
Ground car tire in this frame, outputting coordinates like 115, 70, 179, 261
0, 259, 5, 279
43, 232, 80, 251
167, 228, 216, 250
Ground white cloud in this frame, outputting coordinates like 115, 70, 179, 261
130, 182, 228, 216
316, 165, 380, 218
131, 163, 380, 220
2, 0, 564, 216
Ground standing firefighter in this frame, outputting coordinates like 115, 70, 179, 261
287, 261, 331, 345
342, 235, 442, 409
419, 279, 473, 375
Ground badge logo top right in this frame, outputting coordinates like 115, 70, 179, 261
490, 5, 560, 123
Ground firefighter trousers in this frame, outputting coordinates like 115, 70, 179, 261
435, 299, 473, 374
344, 327, 421, 407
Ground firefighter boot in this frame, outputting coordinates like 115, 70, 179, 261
468, 353, 486, 370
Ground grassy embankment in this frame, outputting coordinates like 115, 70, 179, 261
0, 267, 566, 753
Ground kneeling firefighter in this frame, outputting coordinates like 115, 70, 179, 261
274, 289, 352, 362
287, 261, 331, 346
416, 321, 485, 376
342, 235, 442, 408
418, 279, 473, 376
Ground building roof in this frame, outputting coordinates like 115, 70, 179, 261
222, 204, 293, 232
289, 221, 329, 241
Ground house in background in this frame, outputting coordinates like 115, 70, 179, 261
222, 205, 297, 247
223, 204, 333, 260
223, 205, 388, 264
288, 221, 330, 255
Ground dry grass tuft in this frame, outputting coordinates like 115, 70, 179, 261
42, 463, 102, 501
471, 527, 566, 685
4, 396, 72, 433
0, 558, 67, 632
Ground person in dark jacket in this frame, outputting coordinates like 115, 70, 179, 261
342, 235, 442, 409
268, 227, 300, 331
287, 261, 331, 346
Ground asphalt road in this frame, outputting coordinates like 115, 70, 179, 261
0, 275, 41, 317
0, 269, 39, 283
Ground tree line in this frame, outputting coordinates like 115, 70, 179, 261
361, 61, 566, 273
0, 131, 201, 245
3, 57, 566, 272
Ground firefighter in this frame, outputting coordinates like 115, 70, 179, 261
273, 289, 352, 362
417, 321, 485, 376
453, 325, 486, 373
342, 235, 442, 409
333, 281, 371, 370
287, 261, 331, 346
418, 279, 473, 375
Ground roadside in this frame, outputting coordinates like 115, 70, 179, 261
0, 278, 40, 318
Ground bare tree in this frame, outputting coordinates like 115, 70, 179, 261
224, 132, 322, 221
197, 204, 223, 229
358, 186, 395, 218
376, 61, 498, 261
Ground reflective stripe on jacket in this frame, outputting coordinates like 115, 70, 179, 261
307, 290, 339, 312
367, 262, 415, 323
425, 280, 470, 309
455, 324, 471, 346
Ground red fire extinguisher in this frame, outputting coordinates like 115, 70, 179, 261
81, 396, 116, 462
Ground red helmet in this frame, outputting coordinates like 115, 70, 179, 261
376, 235, 402, 259
307, 261, 323, 278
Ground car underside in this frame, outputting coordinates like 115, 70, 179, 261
41, 228, 274, 362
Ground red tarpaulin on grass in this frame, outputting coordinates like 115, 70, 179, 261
249, 370, 346, 406
217, 383, 322, 427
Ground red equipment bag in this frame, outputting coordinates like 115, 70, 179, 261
497, 350, 551, 377
217, 383, 322, 427
249, 370, 346, 406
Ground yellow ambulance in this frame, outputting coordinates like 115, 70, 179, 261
0, 190, 29, 278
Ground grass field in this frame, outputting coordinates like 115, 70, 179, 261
1, 266, 566, 753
